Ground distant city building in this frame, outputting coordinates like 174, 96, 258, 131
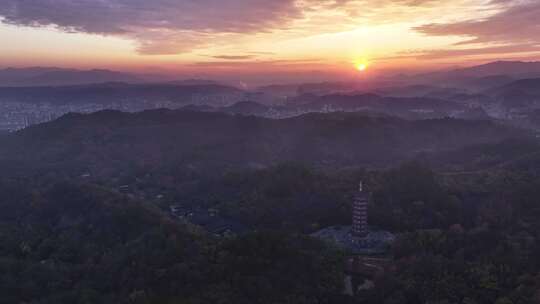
352, 181, 369, 238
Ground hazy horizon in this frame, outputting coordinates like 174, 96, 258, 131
1, 0, 540, 85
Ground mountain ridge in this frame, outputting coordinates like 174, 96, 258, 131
0, 109, 527, 178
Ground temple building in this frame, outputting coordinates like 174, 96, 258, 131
311, 181, 395, 255
352, 182, 369, 238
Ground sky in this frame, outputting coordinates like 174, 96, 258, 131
1, 0, 540, 82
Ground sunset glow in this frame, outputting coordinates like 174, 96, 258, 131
1, 0, 540, 83
355, 59, 369, 72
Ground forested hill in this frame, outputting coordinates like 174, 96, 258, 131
0, 109, 529, 176
0, 181, 344, 303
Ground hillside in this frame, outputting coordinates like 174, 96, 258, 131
452, 61, 540, 78
0, 82, 244, 105
287, 93, 474, 119
0, 67, 141, 86
0, 180, 343, 303
407, 61, 540, 91
221, 100, 272, 116
480, 78, 540, 112
487, 78, 540, 97
0, 110, 528, 178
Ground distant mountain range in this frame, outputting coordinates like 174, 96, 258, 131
0, 67, 143, 87
448, 61, 540, 78
0, 82, 245, 106
487, 78, 540, 97
408, 61, 540, 91
2, 61, 540, 123
3, 60, 540, 91
181, 92, 487, 121
0, 80, 489, 120
0, 67, 242, 90
285, 93, 485, 120
253, 61, 540, 99
482, 78, 540, 113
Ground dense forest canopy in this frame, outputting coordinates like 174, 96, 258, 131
0, 109, 529, 178
0, 109, 539, 303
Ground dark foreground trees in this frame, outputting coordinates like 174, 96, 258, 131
0, 182, 344, 304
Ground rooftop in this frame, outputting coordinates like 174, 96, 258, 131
311, 226, 395, 255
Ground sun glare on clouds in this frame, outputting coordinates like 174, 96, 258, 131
0, 0, 527, 76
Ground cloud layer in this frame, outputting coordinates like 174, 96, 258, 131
0, 0, 474, 56
0, 0, 306, 54
415, 0, 540, 56
3, 0, 536, 63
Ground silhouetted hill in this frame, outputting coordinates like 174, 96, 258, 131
167, 79, 221, 86
294, 93, 461, 110
409, 61, 540, 91
177, 101, 274, 116
375, 85, 450, 98
0, 110, 527, 177
418, 61, 540, 80
0, 67, 141, 86
487, 78, 540, 97
0, 82, 244, 105
453, 61, 540, 78
482, 78, 540, 111
468, 75, 515, 89
255, 80, 399, 98
287, 93, 471, 119
180, 104, 216, 112
221, 101, 272, 116
255, 84, 301, 97
0, 67, 63, 82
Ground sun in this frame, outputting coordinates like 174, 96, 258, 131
354, 60, 369, 72
356, 63, 367, 71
